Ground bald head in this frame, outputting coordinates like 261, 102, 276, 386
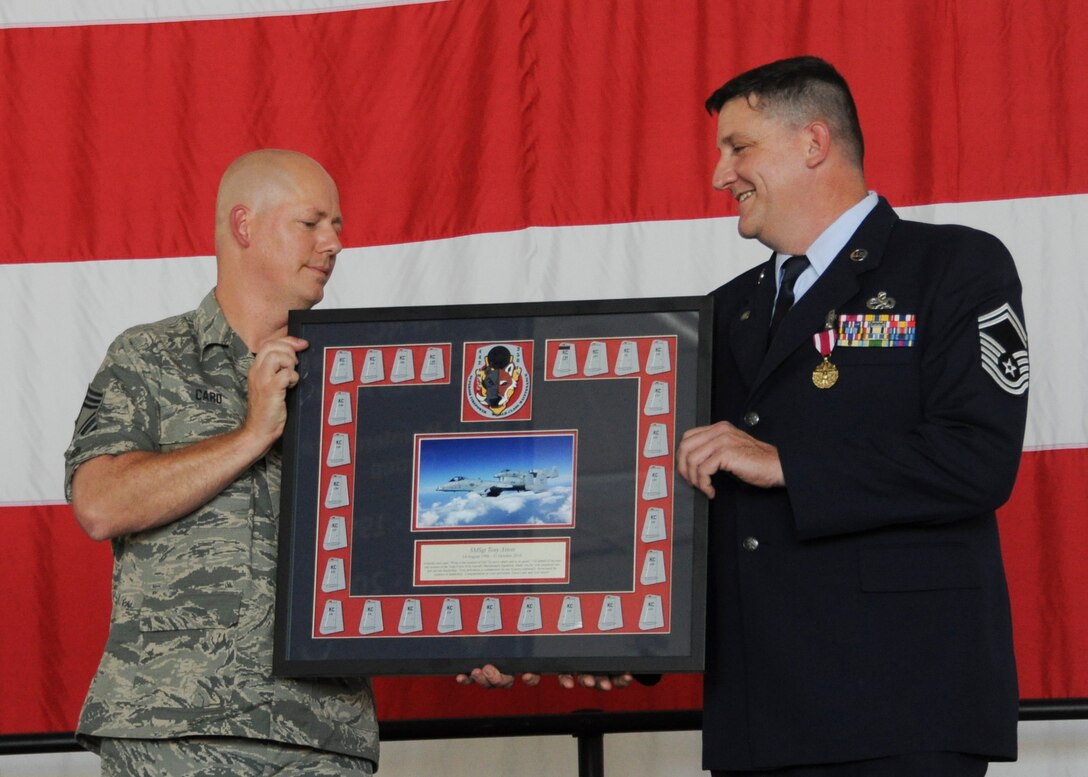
212, 149, 343, 347
215, 149, 337, 250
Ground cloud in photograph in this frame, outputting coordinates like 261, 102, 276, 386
418, 486, 573, 528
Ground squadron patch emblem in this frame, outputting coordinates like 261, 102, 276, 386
978, 303, 1029, 395
465, 342, 532, 420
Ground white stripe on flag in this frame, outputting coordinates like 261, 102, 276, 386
0, 0, 444, 29
2, 194, 1083, 504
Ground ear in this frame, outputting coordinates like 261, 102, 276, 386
229, 205, 252, 248
803, 120, 832, 168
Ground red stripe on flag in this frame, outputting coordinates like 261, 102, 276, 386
1000, 447, 1088, 700
0, 504, 111, 735
1, 0, 1085, 264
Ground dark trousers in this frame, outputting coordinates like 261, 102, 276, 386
713, 752, 988, 777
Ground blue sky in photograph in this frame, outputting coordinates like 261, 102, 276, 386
416, 433, 575, 528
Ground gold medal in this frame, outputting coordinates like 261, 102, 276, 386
812, 327, 839, 389
812, 357, 839, 389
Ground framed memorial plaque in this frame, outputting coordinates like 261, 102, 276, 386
273, 297, 711, 677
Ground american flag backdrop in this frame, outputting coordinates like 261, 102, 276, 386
1, 0, 1086, 741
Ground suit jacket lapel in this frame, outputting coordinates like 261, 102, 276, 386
747, 198, 900, 393
727, 257, 777, 389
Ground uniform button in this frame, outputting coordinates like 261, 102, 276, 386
743, 411, 760, 427
742, 537, 759, 552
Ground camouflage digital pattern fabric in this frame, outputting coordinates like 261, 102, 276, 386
65, 291, 378, 763
99, 736, 375, 776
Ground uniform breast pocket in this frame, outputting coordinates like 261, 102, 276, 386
812, 346, 920, 421
158, 400, 242, 450
833, 346, 915, 366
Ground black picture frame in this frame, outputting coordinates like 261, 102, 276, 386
273, 297, 712, 677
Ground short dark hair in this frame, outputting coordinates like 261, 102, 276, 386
706, 56, 864, 165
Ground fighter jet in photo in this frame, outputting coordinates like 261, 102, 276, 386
436, 467, 560, 498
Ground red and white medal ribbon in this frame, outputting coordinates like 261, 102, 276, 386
813, 329, 837, 357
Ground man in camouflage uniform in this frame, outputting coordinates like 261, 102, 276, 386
65, 150, 379, 776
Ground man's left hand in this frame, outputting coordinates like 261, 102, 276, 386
455, 665, 538, 689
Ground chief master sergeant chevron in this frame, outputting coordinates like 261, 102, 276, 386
64, 150, 378, 776
677, 57, 1029, 776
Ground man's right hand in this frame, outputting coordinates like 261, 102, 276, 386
242, 336, 308, 452
72, 336, 309, 542
677, 420, 785, 497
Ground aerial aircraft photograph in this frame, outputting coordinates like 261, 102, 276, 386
414, 432, 575, 529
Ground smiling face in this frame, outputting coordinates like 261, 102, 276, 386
246, 157, 343, 312
712, 95, 813, 254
